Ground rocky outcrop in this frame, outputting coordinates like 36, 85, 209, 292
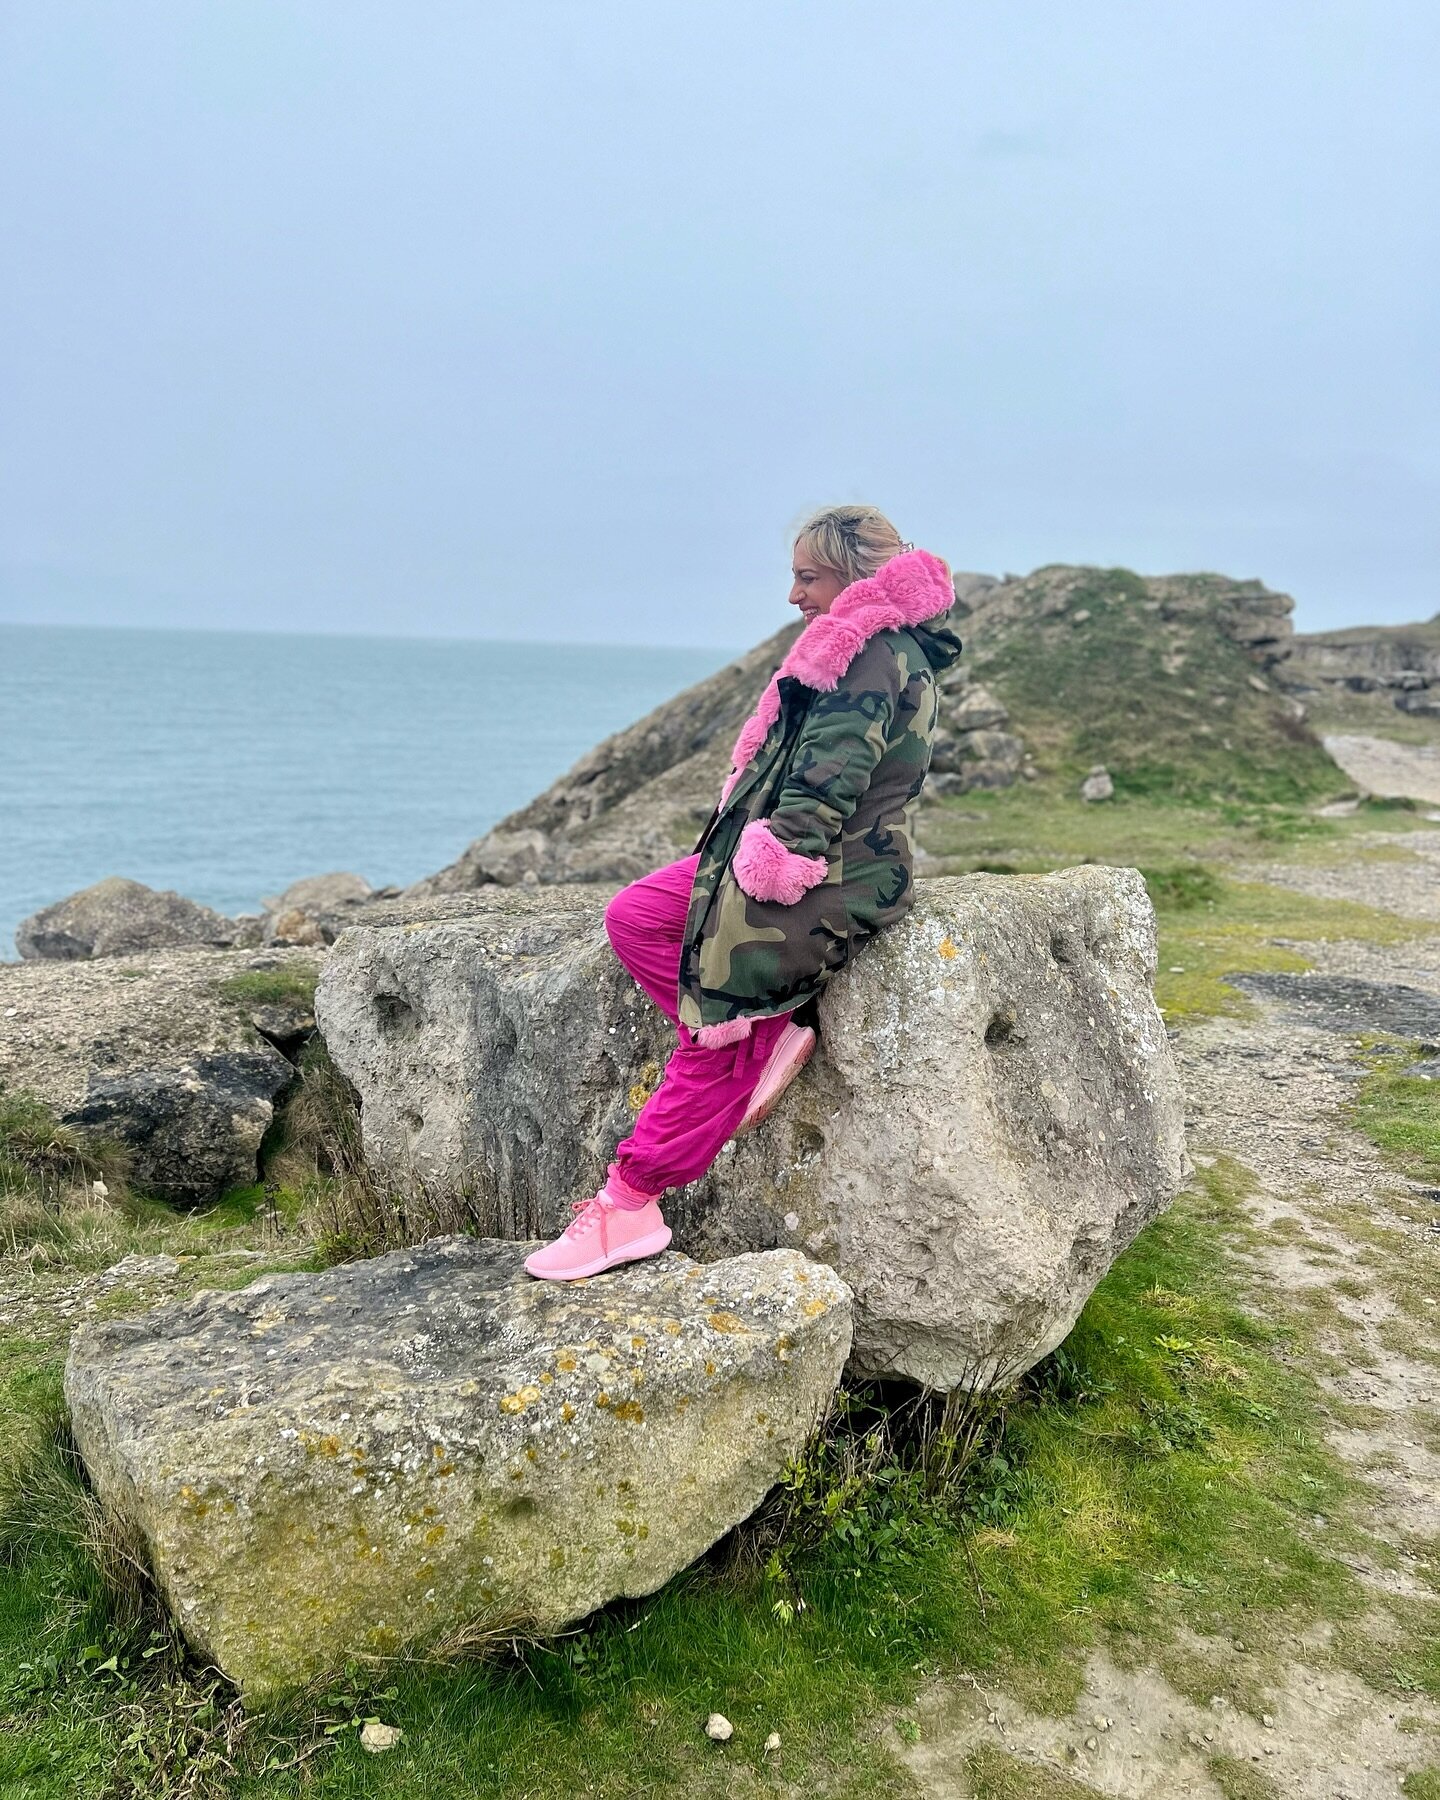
403, 563, 1333, 896
316, 869, 1188, 1390
64, 1236, 851, 1696
16, 877, 241, 962
928, 673, 1030, 795
1279, 617, 1440, 714
0, 948, 320, 1201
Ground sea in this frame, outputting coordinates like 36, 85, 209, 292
0, 624, 730, 960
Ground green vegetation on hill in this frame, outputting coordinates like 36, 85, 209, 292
969, 567, 1340, 805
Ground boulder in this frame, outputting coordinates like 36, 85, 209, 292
1080, 765, 1115, 802
16, 877, 240, 962
261, 872, 375, 946
316, 869, 1188, 1389
943, 684, 1009, 733
0, 947, 320, 1201
64, 1237, 852, 1697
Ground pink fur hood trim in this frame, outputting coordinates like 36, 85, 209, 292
722, 548, 953, 794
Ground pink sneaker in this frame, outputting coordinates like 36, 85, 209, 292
523, 1182, 672, 1281
735, 1021, 815, 1136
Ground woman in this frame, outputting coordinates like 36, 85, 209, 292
525, 504, 962, 1280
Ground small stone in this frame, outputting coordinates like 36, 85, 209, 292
1187, 1731, 1204, 1748
1092, 1715, 1110, 1731
359, 1721, 402, 1753
705, 1713, 733, 1742
763, 1731, 781, 1754
1079, 765, 1114, 803
1261, 1713, 1275, 1728
1072, 609, 1091, 624
1232, 1638, 1246, 1651
1084, 1736, 1099, 1751
92, 1179, 109, 1199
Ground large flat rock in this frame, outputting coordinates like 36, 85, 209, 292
64, 1238, 851, 1697
316, 868, 1189, 1389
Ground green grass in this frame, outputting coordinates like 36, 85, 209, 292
1350, 1060, 1440, 1184
2, 1158, 1423, 1799
216, 966, 318, 1009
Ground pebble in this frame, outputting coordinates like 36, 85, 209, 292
705, 1713, 733, 1742
359, 1721, 403, 1753
763, 1731, 781, 1754
1261, 1713, 1275, 1728
1092, 1715, 1111, 1731
1084, 1735, 1099, 1751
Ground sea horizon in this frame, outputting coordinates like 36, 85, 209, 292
0, 621, 732, 958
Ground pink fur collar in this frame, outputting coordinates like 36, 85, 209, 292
722, 548, 953, 796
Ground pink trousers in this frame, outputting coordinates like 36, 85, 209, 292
603, 854, 792, 1204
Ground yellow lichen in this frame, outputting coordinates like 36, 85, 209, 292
803, 1298, 828, 1317
706, 1311, 748, 1333
937, 936, 958, 959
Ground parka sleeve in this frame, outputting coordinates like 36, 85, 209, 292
730, 638, 903, 904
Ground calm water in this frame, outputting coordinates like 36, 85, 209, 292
0, 624, 728, 959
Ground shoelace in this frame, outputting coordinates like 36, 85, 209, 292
564, 1191, 615, 1240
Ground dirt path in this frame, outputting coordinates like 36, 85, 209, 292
894, 851, 1440, 1798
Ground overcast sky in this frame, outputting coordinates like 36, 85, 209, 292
1, 1, 1436, 648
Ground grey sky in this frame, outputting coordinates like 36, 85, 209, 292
1, 1, 1435, 648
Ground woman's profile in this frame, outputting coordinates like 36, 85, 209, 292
525, 503, 962, 1280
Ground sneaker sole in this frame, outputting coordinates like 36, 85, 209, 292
524, 1224, 672, 1282
734, 1029, 816, 1137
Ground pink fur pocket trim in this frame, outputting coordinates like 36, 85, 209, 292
732, 818, 829, 905
693, 1017, 753, 1047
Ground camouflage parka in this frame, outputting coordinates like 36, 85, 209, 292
676, 549, 962, 1043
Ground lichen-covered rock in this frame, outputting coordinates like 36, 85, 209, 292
317, 869, 1188, 1389
16, 877, 240, 962
0, 947, 320, 1201
64, 1237, 851, 1697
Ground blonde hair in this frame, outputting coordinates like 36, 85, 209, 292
793, 503, 911, 589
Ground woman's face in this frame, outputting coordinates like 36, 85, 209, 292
788, 544, 848, 622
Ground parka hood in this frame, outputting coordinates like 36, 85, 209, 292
909, 614, 965, 676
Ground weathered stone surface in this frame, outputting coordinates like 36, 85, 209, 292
16, 877, 240, 962
316, 869, 1188, 1389
0, 947, 320, 1201
64, 1237, 851, 1697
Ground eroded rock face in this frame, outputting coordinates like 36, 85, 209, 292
0, 948, 320, 1201
317, 869, 1188, 1389
64, 1237, 851, 1697
16, 877, 240, 962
